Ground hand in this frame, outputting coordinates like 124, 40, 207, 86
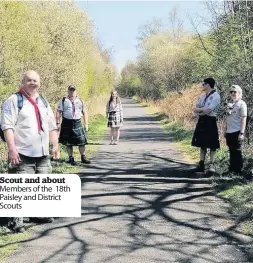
239, 134, 244, 141
8, 148, 20, 165
224, 132, 227, 138
85, 125, 88, 132
52, 145, 60, 160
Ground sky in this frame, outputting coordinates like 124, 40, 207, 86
78, 1, 210, 72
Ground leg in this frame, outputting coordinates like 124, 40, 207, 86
110, 128, 114, 144
79, 145, 91, 164
8, 154, 36, 233
115, 127, 120, 144
67, 146, 73, 157
231, 132, 243, 172
200, 148, 207, 162
194, 148, 207, 172
66, 146, 75, 164
226, 132, 242, 173
210, 149, 216, 163
78, 145, 85, 155
35, 156, 54, 223
208, 149, 216, 173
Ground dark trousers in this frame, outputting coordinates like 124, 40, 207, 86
226, 131, 243, 172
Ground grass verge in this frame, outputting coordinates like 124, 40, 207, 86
0, 113, 107, 262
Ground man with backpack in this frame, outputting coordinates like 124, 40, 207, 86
56, 85, 90, 164
0, 70, 59, 233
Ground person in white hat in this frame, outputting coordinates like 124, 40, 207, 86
225, 85, 247, 174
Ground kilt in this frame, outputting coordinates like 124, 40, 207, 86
59, 118, 87, 146
191, 115, 220, 150
107, 111, 122, 128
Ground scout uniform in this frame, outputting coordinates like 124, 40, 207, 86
192, 89, 221, 150
106, 101, 123, 128
57, 96, 87, 146
226, 94, 247, 173
1, 89, 57, 232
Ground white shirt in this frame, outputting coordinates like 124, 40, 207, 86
106, 101, 123, 114
196, 90, 221, 117
57, 97, 85, 120
1, 94, 57, 157
226, 99, 247, 133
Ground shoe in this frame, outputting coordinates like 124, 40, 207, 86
8, 217, 25, 233
67, 156, 76, 165
81, 156, 91, 164
208, 163, 215, 173
110, 141, 114, 145
43, 217, 54, 223
193, 161, 205, 172
114, 140, 119, 145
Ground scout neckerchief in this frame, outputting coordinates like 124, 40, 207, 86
19, 88, 42, 133
201, 89, 216, 107
68, 95, 76, 117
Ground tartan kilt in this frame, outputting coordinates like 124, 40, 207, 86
191, 115, 220, 150
107, 111, 122, 128
59, 118, 87, 146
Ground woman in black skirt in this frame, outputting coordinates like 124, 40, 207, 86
192, 78, 221, 173
106, 90, 123, 145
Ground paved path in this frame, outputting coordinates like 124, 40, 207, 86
3, 99, 253, 263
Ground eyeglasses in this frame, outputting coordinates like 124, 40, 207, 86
69, 88, 75, 91
230, 90, 237, 94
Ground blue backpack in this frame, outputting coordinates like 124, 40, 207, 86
0, 92, 48, 142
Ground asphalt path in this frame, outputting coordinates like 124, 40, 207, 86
4, 99, 253, 263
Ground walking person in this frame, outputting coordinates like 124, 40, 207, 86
225, 85, 247, 174
106, 90, 123, 145
0, 70, 59, 233
191, 78, 221, 173
56, 85, 90, 164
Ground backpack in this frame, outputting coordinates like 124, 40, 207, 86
0, 92, 48, 142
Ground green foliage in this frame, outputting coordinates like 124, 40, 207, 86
0, 2, 115, 106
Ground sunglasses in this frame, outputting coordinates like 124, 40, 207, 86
230, 90, 237, 94
69, 88, 75, 91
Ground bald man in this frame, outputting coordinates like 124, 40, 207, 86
0, 70, 59, 233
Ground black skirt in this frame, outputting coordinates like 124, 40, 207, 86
59, 118, 87, 146
191, 115, 220, 150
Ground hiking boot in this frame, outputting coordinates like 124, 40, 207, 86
8, 217, 25, 233
81, 155, 91, 164
67, 156, 76, 165
193, 161, 205, 173
208, 163, 215, 173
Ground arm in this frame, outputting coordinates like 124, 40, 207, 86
83, 109, 88, 132
56, 100, 63, 130
56, 111, 62, 131
1, 97, 20, 164
4, 129, 20, 164
48, 105, 59, 159
120, 103, 123, 122
202, 96, 220, 115
240, 102, 247, 135
240, 117, 247, 134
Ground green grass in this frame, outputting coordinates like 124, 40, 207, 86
0, 113, 107, 262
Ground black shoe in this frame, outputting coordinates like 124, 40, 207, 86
8, 217, 25, 233
81, 156, 91, 164
193, 161, 205, 173
43, 217, 54, 223
67, 156, 76, 165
